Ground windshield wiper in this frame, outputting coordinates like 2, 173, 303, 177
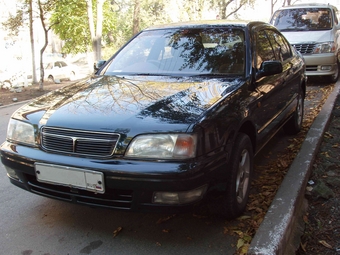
193, 73, 241, 77
280, 27, 310, 31
135, 73, 169, 76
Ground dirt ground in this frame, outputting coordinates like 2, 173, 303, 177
296, 90, 340, 255
0, 82, 68, 106
0, 78, 339, 254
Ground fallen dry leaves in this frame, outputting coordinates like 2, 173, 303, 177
113, 226, 123, 238
234, 83, 334, 254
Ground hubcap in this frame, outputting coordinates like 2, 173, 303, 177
236, 149, 250, 204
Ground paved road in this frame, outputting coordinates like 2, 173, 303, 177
0, 83, 328, 255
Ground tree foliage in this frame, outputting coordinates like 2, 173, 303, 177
50, 0, 116, 56
210, 0, 256, 19
2, 9, 25, 37
180, 0, 207, 21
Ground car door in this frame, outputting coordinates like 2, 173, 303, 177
266, 29, 298, 116
59, 61, 69, 79
252, 28, 293, 147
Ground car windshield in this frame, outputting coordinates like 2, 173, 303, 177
272, 8, 332, 31
105, 27, 245, 76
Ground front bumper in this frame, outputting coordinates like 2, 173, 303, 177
1, 141, 227, 213
303, 53, 337, 76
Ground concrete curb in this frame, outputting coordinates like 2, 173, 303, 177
247, 80, 340, 255
0, 100, 30, 109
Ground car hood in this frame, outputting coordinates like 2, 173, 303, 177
13, 75, 241, 135
281, 30, 332, 44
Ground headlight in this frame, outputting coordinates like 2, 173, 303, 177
313, 42, 336, 54
125, 134, 196, 159
7, 119, 36, 146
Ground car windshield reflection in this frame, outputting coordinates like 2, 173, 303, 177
105, 28, 245, 76
272, 8, 333, 31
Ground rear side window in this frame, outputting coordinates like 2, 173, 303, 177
271, 8, 333, 31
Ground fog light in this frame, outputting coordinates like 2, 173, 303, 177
153, 185, 208, 205
321, 65, 332, 71
5, 166, 20, 181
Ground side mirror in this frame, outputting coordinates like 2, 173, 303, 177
256, 60, 283, 80
94, 60, 106, 72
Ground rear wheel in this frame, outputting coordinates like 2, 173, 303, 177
221, 133, 253, 219
69, 71, 76, 81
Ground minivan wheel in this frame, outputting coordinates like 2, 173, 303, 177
329, 60, 340, 83
222, 133, 253, 219
283, 88, 304, 135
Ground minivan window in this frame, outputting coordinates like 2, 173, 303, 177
271, 8, 332, 31
333, 9, 339, 25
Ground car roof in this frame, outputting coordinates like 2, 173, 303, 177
143, 20, 269, 31
276, 3, 337, 11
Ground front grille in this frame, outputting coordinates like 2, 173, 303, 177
27, 174, 133, 210
292, 43, 315, 54
41, 127, 120, 158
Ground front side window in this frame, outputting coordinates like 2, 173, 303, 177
255, 30, 276, 69
333, 9, 339, 25
271, 8, 333, 31
105, 28, 246, 76
60, 61, 67, 67
266, 30, 292, 61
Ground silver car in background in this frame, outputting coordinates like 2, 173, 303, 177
270, 3, 340, 82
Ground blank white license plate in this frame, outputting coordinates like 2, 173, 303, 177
35, 163, 105, 194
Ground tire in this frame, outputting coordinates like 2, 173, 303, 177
47, 75, 55, 83
221, 133, 253, 219
328, 60, 339, 83
2, 80, 12, 89
69, 71, 76, 81
283, 88, 304, 135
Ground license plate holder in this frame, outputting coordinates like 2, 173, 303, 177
35, 163, 105, 194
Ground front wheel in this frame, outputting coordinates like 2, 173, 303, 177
283, 89, 304, 135
222, 133, 253, 219
47, 75, 55, 83
328, 60, 339, 83
2, 80, 12, 89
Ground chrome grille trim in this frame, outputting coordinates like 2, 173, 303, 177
292, 43, 315, 54
41, 127, 120, 158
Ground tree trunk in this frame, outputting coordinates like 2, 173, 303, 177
95, 0, 105, 61
86, 0, 105, 62
38, 0, 50, 91
220, 0, 233, 19
29, 0, 38, 84
133, 0, 140, 35
86, 0, 96, 61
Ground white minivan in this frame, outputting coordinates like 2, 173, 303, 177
270, 3, 340, 82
